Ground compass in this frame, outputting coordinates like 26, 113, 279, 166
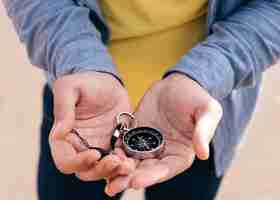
122, 127, 165, 160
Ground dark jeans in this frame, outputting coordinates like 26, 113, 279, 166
38, 85, 223, 200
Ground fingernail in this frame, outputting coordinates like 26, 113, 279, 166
105, 187, 114, 197
50, 123, 66, 140
105, 185, 109, 193
50, 124, 57, 133
52, 121, 63, 133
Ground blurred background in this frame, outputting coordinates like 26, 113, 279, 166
0, 3, 279, 200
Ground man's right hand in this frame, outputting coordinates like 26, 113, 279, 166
49, 72, 136, 182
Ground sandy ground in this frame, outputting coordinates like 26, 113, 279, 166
0, 3, 279, 200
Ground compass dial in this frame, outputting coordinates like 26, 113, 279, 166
123, 127, 164, 152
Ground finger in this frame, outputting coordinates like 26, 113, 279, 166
73, 150, 101, 171
102, 151, 138, 196
65, 132, 88, 152
106, 154, 194, 192
102, 148, 128, 181
129, 142, 195, 189
130, 162, 169, 189
105, 175, 132, 197
105, 159, 159, 194
118, 158, 136, 175
112, 148, 138, 175
105, 159, 156, 195
113, 148, 127, 160
104, 149, 137, 185
114, 137, 123, 148
76, 154, 121, 181
105, 157, 136, 182
51, 82, 79, 140
50, 138, 101, 174
193, 100, 223, 160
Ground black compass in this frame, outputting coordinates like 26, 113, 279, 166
122, 127, 165, 159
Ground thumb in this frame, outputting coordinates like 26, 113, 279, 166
51, 82, 79, 140
192, 100, 222, 160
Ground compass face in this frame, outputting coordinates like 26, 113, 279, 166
123, 127, 163, 152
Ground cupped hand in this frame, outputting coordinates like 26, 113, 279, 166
49, 72, 136, 182
105, 73, 223, 196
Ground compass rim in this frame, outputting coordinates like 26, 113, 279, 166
122, 126, 165, 155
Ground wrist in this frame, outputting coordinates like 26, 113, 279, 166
72, 69, 124, 87
54, 71, 123, 88
162, 72, 202, 89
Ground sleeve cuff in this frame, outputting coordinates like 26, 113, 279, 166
163, 46, 235, 100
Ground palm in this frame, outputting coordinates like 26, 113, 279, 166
128, 80, 196, 186
68, 76, 131, 151
50, 72, 135, 179
106, 74, 222, 196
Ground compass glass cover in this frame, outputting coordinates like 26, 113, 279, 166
124, 127, 163, 152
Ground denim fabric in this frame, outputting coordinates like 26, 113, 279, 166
3, 0, 280, 176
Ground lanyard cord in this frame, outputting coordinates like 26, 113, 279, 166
72, 128, 111, 158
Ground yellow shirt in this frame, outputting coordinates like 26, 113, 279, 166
101, 0, 208, 107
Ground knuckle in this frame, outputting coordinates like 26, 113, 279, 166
76, 173, 98, 182
52, 157, 75, 175
216, 105, 223, 119
207, 99, 223, 119
48, 129, 57, 141
75, 173, 86, 181
75, 173, 88, 181
55, 163, 74, 175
